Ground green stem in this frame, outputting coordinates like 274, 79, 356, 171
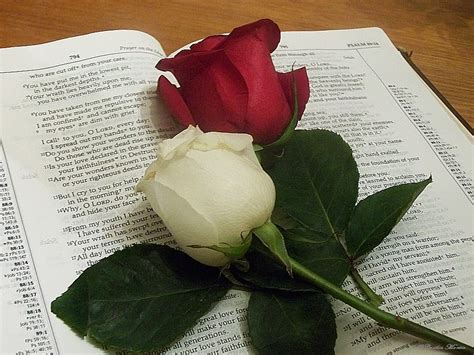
350, 267, 384, 307
259, 222, 473, 353
291, 259, 473, 353
334, 232, 384, 305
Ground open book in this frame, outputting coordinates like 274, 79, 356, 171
0, 28, 472, 354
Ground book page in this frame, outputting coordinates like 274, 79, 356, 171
0, 29, 255, 355
0, 29, 164, 353
274, 28, 473, 354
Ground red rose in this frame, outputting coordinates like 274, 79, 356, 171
156, 19, 310, 145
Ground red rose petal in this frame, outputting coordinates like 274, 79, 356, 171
177, 51, 249, 133
155, 19, 305, 145
157, 50, 221, 85
277, 67, 310, 119
222, 39, 291, 143
158, 76, 195, 127
156, 55, 183, 72
190, 35, 227, 52
229, 19, 280, 53
156, 35, 227, 74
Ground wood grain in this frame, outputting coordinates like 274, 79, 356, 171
0, 0, 472, 127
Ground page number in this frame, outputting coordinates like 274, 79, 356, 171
69, 54, 80, 60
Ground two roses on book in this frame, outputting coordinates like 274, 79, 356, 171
55, 18, 470, 354
137, 19, 310, 266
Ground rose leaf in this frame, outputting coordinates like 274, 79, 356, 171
268, 129, 359, 237
284, 227, 351, 285
51, 244, 229, 352
345, 177, 432, 259
232, 238, 318, 292
248, 289, 336, 355
233, 227, 350, 291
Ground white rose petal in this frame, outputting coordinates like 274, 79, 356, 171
136, 125, 275, 266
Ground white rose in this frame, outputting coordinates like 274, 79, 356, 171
136, 126, 276, 266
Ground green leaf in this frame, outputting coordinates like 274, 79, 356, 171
345, 177, 432, 259
51, 270, 90, 335
271, 207, 300, 230
285, 227, 351, 286
232, 239, 317, 292
51, 244, 229, 352
248, 290, 336, 355
268, 129, 359, 237
233, 225, 351, 291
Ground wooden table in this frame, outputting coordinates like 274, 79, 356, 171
1, 0, 472, 128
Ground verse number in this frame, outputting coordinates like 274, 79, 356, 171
69, 54, 80, 60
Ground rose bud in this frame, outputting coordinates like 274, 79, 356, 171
156, 19, 310, 145
136, 125, 276, 267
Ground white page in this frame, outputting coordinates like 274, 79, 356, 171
274, 28, 473, 354
0, 30, 172, 353
0, 29, 253, 355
